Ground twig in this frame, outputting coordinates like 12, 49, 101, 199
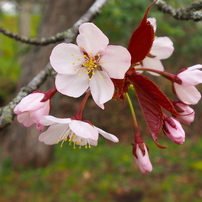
0, 0, 109, 45
154, 0, 202, 21
0, 0, 109, 130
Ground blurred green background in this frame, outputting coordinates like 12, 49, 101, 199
1, 0, 202, 201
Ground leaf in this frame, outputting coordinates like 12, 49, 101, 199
129, 73, 179, 115
132, 79, 165, 148
127, 1, 156, 64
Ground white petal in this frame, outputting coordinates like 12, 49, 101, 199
69, 120, 99, 141
147, 18, 157, 32
174, 83, 201, 105
95, 127, 119, 143
142, 57, 164, 76
39, 123, 69, 145
150, 37, 174, 59
178, 68, 202, 86
40, 115, 71, 126
90, 71, 114, 109
100, 45, 131, 79
50, 43, 84, 75
186, 64, 202, 71
55, 71, 89, 97
76, 23, 109, 56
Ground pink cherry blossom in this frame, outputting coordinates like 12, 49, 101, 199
163, 116, 185, 144
39, 115, 119, 148
135, 18, 174, 75
134, 142, 153, 174
14, 92, 50, 131
173, 64, 202, 105
173, 101, 195, 125
50, 23, 131, 109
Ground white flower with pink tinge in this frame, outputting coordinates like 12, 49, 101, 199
174, 64, 202, 105
50, 23, 131, 109
14, 92, 50, 131
134, 142, 153, 174
39, 116, 119, 148
135, 18, 174, 75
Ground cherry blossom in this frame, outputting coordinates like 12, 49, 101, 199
173, 64, 202, 105
135, 18, 174, 75
134, 142, 153, 174
50, 22, 131, 109
14, 92, 50, 131
163, 116, 185, 144
39, 115, 119, 148
173, 101, 195, 125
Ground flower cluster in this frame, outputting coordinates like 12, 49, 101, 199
14, 2, 202, 174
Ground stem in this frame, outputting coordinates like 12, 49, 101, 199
75, 90, 91, 120
126, 93, 137, 126
135, 67, 181, 83
41, 86, 57, 102
126, 93, 142, 143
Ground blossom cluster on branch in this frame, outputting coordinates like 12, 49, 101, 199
9, 1, 202, 173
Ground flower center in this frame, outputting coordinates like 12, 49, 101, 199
82, 53, 103, 78
57, 128, 91, 149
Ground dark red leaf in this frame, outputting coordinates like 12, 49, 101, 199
132, 78, 165, 148
129, 73, 179, 115
128, 1, 156, 64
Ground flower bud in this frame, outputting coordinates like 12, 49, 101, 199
173, 101, 195, 125
163, 116, 185, 144
133, 142, 153, 174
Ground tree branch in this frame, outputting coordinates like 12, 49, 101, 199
154, 0, 202, 21
0, 0, 109, 45
0, 0, 109, 130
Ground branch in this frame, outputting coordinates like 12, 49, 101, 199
0, 0, 109, 130
0, 0, 109, 45
154, 0, 202, 21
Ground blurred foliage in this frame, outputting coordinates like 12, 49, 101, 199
1, 138, 202, 201
0, 13, 41, 105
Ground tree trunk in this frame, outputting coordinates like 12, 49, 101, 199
0, 0, 94, 168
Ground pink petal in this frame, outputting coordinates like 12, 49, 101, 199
89, 71, 114, 109
150, 37, 174, 59
174, 83, 201, 105
100, 45, 131, 79
142, 57, 164, 75
147, 18, 157, 32
76, 23, 109, 56
95, 127, 119, 143
40, 116, 71, 126
14, 93, 45, 113
50, 43, 84, 75
55, 71, 89, 97
178, 65, 202, 86
30, 101, 50, 123
17, 113, 34, 127
39, 123, 69, 145
69, 120, 99, 141
135, 144, 153, 174
164, 118, 185, 144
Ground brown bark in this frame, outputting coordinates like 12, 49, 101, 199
0, 0, 94, 168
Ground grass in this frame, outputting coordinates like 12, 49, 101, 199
0, 137, 202, 202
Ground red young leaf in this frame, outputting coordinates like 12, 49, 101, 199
129, 73, 179, 115
128, 1, 156, 64
132, 78, 165, 148
111, 78, 125, 99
